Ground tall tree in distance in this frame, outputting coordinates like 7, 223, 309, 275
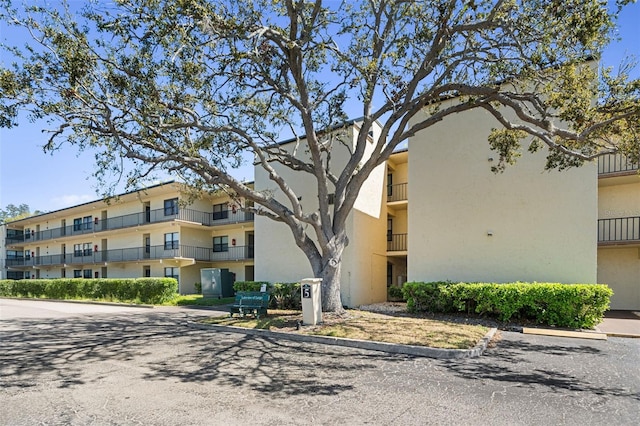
0, 204, 42, 223
0, 0, 638, 311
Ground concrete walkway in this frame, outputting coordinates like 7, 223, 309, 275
597, 310, 640, 337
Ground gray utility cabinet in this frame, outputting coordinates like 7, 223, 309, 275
200, 268, 236, 298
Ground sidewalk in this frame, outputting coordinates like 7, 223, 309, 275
597, 310, 640, 337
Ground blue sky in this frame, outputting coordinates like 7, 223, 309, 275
1, 2, 639, 213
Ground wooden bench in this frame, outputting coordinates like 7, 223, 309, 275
229, 291, 270, 318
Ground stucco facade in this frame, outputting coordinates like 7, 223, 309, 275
597, 159, 640, 309
254, 121, 388, 307
406, 107, 598, 285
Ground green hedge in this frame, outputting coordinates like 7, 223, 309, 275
0, 278, 178, 304
232, 281, 301, 309
402, 281, 613, 329
233, 281, 272, 292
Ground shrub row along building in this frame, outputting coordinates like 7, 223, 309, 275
1, 115, 639, 310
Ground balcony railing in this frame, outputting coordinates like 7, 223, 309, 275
387, 233, 407, 251
598, 154, 639, 175
5, 244, 255, 268
598, 217, 640, 243
387, 183, 408, 202
5, 208, 254, 245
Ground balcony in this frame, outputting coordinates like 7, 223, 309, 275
387, 233, 407, 252
598, 154, 639, 176
5, 208, 254, 245
5, 244, 255, 268
387, 183, 408, 203
598, 217, 640, 245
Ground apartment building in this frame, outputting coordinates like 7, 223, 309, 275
1, 182, 255, 293
2, 119, 638, 310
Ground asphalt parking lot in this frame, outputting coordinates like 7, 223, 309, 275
1, 299, 639, 425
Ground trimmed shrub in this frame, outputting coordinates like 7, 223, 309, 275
233, 281, 272, 292
402, 281, 613, 329
0, 278, 177, 304
387, 285, 405, 301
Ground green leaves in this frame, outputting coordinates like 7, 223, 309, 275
403, 281, 613, 328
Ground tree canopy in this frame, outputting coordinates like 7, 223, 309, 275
1, 0, 639, 311
0, 203, 42, 223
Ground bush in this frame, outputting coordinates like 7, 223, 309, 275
230, 281, 302, 309
271, 282, 301, 309
233, 281, 272, 292
402, 281, 613, 329
194, 282, 202, 294
0, 278, 177, 304
387, 285, 405, 301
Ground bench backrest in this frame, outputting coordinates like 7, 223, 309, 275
234, 291, 269, 306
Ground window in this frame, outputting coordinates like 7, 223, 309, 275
74, 243, 92, 256
7, 271, 24, 280
387, 173, 393, 197
213, 236, 228, 252
387, 218, 393, 242
164, 198, 179, 216
84, 269, 93, 279
143, 265, 151, 277
164, 232, 179, 250
6, 250, 22, 259
83, 215, 93, 230
213, 202, 228, 220
74, 218, 82, 231
24, 250, 31, 260
387, 263, 393, 287
164, 267, 179, 283
74, 270, 82, 278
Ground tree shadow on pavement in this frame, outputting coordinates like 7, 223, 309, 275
0, 312, 397, 397
439, 335, 640, 402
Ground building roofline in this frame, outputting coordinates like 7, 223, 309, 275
5, 180, 178, 225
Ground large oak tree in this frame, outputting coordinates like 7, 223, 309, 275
1, 0, 639, 312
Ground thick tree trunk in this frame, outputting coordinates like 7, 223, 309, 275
317, 258, 345, 314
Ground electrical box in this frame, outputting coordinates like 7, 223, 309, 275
200, 268, 235, 298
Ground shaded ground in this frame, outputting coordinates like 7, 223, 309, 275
1, 300, 639, 425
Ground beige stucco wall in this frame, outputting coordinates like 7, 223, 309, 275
407, 107, 598, 284
596, 180, 640, 309
255, 122, 388, 307
597, 247, 640, 310
598, 181, 640, 219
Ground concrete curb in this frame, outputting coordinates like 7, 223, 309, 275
187, 321, 497, 359
1, 297, 155, 309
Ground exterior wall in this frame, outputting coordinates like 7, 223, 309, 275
597, 247, 640, 310
255, 122, 388, 307
597, 179, 640, 309
408, 107, 598, 284
598, 181, 640, 219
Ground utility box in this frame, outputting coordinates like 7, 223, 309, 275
200, 268, 235, 298
301, 278, 322, 325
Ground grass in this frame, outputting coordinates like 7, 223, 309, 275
200, 309, 489, 349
